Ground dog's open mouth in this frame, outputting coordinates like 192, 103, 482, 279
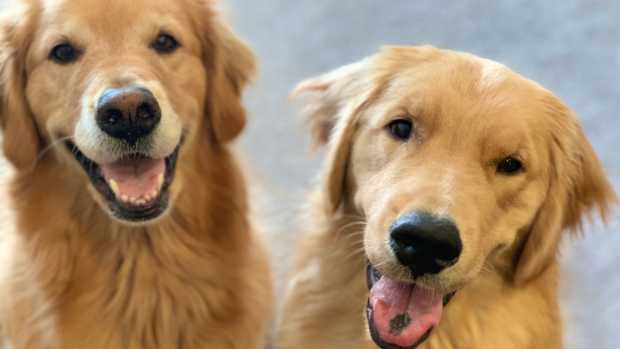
66, 141, 180, 222
366, 265, 455, 349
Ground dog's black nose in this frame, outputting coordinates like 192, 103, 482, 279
96, 87, 161, 144
389, 211, 462, 276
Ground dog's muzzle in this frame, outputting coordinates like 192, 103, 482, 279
67, 85, 184, 223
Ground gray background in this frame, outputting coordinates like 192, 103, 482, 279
0, 0, 618, 348
223, 1, 620, 348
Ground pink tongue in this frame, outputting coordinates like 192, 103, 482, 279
100, 158, 165, 200
369, 276, 443, 348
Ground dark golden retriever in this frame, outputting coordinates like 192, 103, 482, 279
277, 46, 617, 349
0, 0, 272, 348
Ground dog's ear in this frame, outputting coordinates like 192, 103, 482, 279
293, 59, 377, 213
513, 97, 617, 284
0, 5, 40, 171
197, 6, 256, 144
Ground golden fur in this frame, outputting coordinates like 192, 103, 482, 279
276, 46, 617, 349
0, 1, 272, 348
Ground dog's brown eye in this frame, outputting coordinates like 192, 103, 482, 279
496, 157, 523, 175
151, 33, 180, 54
49, 43, 81, 64
387, 120, 413, 141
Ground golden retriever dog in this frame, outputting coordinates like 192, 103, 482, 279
0, 0, 272, 348
276, 46, 617, 349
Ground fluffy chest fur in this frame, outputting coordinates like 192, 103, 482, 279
0, 158, 272, 349
3, 220, 265, 349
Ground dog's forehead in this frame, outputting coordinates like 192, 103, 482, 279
374, 48, 521, 97
39, 0, 191, 36
374, 50, 546, 123
394, 56, 510, 95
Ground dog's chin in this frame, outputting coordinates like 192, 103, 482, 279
365, 264, 456, 349
65, 141, 181, 224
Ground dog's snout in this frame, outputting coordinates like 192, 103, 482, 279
389, 211, 462, 276
96, 87, 161, 144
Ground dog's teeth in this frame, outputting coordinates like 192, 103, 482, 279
149, 190, 158, 199
108, 179, 120, 197
136, 199, 145, 206
121, 195, 129, 203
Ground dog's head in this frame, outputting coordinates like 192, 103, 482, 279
0, 0, 254, 223
295, 46, 616, 349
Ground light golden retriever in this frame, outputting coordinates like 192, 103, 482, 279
0, 0, 272, 348
276, 46, 617, 349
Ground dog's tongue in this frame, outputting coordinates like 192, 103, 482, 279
369, 276, 443, 348
100, 158, 165, 201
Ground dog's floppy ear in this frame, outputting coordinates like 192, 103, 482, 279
197, 6, 256, 144
293, 59, 377, 213
513, 97, 617, 284
0, 5, 40, 171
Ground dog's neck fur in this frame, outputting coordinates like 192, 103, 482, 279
2, 146, 266, 348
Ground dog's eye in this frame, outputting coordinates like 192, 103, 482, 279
496, 157, 524, 175
49, 43, 81, 64
151, 33, 180, 54
387, 119, 413, 141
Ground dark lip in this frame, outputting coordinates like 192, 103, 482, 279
65, 141, 181, 222
365, 264, 456, 349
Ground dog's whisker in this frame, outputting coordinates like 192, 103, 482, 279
37, 135, 75, 161
20, 135, 76, 173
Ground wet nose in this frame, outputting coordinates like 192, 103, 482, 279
96, 87, 161, 144
389, 211, 462, 276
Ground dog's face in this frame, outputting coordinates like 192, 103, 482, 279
0, 0, 254, 223
296, 46, 615, 349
